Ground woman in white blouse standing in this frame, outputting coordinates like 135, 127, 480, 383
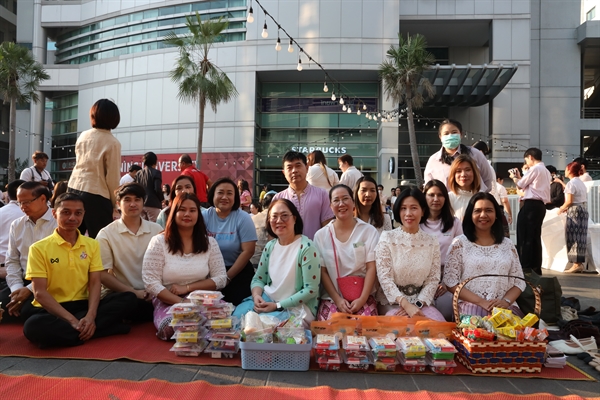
314, 184, 380, 320
448, 154, 481, 221
558, 161, 589, 273
354, 176, 393, 233
420, 179, 463, 321
306, 150, 339, 191
444, 192, 526, 317
143, 192, 227, 340
375, 188, 445, 321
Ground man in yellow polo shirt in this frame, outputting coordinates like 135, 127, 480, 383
23, 193, 137, 348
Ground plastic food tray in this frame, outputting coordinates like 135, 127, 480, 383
240, 330, 312, 371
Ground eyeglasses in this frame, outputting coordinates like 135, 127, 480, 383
331, 197, 353, 205
270, 213, 292, 222
17, 195, 41, 207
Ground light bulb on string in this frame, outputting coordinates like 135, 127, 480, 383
287, 39, 294, 52
275, 36, 281, 51
363, 104, 367, 111
296, 57, 302, 71
339, 97, 344, 105
342, 104, 347, 111
378, 112, 381, 118
261, 22, 268, 38
323, 81, 328, 92
347, 107, 351, 114
247, 4, 254, 23
373, 115, 377, 121
331, 92, 336, 101
357, 109, 361, 116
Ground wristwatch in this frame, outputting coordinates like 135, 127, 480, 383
414, 300, 424, 309
275, 302, 284, 311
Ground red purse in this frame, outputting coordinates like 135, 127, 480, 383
329, 228, 365, 302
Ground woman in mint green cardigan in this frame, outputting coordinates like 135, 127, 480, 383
233, 199, 321, 324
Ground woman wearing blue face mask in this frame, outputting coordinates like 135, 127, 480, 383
424, 119, 494, 193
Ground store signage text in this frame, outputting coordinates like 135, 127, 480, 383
291, 146, 347, 154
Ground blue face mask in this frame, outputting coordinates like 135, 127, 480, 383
441, 134, 461, 150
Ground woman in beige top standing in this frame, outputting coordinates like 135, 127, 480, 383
68, 99, 121, 238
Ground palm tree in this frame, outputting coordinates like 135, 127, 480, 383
164, 12, 238, 169
379, 33, 435, 188
0, 42, 49, 181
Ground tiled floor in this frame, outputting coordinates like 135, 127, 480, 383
1, 270, 599, 397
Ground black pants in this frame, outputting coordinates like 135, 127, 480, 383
221, 261, 254, 306
23, 292, 137, 348
517, 199, 546, 275
67, 188, 113, 239
0, 282, 40, 323
128, 298, 155, 323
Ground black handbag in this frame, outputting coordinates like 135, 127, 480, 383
516, 270, 562, 324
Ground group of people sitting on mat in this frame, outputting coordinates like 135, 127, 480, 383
1, 153, 529, 349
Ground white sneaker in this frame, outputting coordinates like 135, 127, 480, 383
548, 336, 597, 355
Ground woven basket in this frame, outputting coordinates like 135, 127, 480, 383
451, 274, 547, 374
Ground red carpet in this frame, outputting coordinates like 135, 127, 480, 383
0, 374, 592, 400
0, 322, 594, 380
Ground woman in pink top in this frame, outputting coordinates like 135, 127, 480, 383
238, 179, 252, 213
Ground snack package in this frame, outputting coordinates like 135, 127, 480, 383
310, 320, 337, 336
275, 327, 308, 344
521, 313, 539, 328
423, 338, 457, 359
203, 303, 235, 320
317, 355, 342, 371
397, 353, 427, 372
343, 352, 371, 371
204, 339, 240, 354
396, 337, 426, 358
458, 315, 483, 329
374, 357, 397, 372
169, 317, 207, 333
414, 321, 456, 339
369, 337, 397, 359
171, 331, 202, 343
243, 328, 274, 344
462, 328, 496, 341
170, 340, 208, 356
429, 365, 456, 374
205, 316, 240, 331
342, 335, 369, 356
243, 311, 264, 334
187, 290, 224, 305
314, 334, 340, 350
167, 303, 201, 319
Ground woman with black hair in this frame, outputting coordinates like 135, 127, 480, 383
424, 119, 493, 192
306, 150, 339, 191
156, 175, 197, 229
444, 192, 526, 317
203, 177, 257, 305
354, 176, 392, 233
375, 188, 445, 321
142, 193, 227, 340
68, 99, 121, 238
420, 179, 463, 320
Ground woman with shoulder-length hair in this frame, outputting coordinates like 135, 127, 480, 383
142, 192, 227, 340
203, 177, 257, 305
420, 179, 463, 321
156, 175, 197, 229
354, 176, 392, 233
233, 199, 321, 325
375, 188, 445, 321
307, 150, 340, 191
447, 154, 481, 221
557, 161, 589, 273
67, 99, 121, 238
444, 192, 526, 317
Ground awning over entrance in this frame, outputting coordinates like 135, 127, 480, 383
422, 63, 518, 107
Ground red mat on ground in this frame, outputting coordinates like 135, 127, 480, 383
0, 322, 594, 381
0, 374, 592, 400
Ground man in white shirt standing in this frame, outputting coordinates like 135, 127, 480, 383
574, 157, 592, 182
96, 183, 163, 322
510, 148, 551, 275
338, 154, 363, 192
0, 180, 25, 288
20, 151, 54, 191
119, 164, 142, 186
0, 182, 57, 322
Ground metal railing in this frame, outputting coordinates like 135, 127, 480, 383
581, 107, 600, 119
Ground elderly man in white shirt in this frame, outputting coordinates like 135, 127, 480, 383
0, 180, 26, 286
338, 154, 363, 192
96, 183, 163, 322
0, 182, 57, 322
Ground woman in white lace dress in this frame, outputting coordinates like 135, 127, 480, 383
354, 176, 393, 233
448, 154, 481, 221
375, 188, 445, 321
143, 193, 227, 340
444, 192, 526, 317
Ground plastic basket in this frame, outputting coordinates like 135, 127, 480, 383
240, 330, 312, 371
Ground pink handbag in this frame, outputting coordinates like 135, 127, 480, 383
329, 229, 365, 302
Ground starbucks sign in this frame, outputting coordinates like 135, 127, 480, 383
291, 146, 347, 155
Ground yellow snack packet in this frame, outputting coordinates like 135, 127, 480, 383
489, 310, 509, 328
521, 313, 539, 327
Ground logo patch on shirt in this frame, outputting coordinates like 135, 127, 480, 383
80, 251, 88, 260
50, 258, 59, 263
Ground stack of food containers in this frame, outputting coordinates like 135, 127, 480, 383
424, 338, 457, 374
314, 334, 342, 371
187, 290, 240, 359
369, 337, 398, 371
342, 335, 371, 371
168, 303, 208, 357
396, 337, 427, 372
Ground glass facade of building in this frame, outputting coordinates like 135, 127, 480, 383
255, 82, 380, 190
51, 93, 78, 181
54, 0, 247, 64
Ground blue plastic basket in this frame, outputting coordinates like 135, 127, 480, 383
239, 330, 312, 371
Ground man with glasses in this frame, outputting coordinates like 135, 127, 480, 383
0, 182, 57, 322
273, 151, 334, 240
